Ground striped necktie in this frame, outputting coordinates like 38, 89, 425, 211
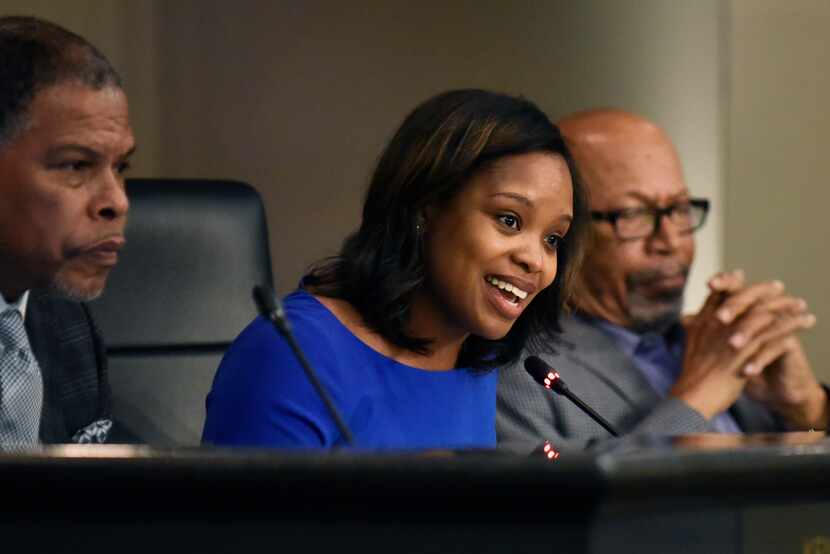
0, 308, 43, 445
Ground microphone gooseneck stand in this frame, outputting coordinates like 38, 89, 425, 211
253, 285, 355, 447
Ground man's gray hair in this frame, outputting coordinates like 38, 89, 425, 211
0, 16, 122, 147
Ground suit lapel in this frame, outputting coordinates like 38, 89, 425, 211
25, 291, 67, 443
553, 316, 782, 434
554, 315, 661, 409
729, 394, 780, 432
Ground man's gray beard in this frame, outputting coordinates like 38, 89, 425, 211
49, 276, 103, 302
627, 291, 684, 334
625, 273, 686, 335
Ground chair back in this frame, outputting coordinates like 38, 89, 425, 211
89, 178, 272, 445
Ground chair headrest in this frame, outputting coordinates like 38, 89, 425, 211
89, 179, 273, 350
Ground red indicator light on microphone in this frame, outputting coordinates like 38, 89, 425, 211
524, 355, 621, 437
541, 441, 560, 461
543, 372, 560, 389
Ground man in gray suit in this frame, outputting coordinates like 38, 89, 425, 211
0, 17, 133, 444
498, 109, 827, 450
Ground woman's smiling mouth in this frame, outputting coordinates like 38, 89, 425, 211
484, 274, 539, 321
486, 275, 528, 304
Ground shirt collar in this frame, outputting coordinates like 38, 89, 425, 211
578, 312, 684, 355
0, 290, 30, 320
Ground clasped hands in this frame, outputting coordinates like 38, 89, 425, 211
671, 269, 828, 431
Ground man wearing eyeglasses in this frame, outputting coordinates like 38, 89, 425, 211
497, 109, 827, 450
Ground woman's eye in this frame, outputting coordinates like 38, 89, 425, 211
498, 214, 520, 230
545, 234, 562, 251
117, 161, 132, 175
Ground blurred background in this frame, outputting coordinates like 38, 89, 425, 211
4, 0, 828, 380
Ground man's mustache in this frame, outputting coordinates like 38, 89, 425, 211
627, 264, 690, 288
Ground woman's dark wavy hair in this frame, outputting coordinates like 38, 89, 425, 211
306, 89, 589, 370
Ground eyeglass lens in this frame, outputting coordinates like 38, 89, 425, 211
616, 204, 705, 239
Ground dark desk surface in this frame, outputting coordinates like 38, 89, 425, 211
2, 433, 829, 553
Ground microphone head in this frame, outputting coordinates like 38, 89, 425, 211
252, 284, 291, 334
524, 356, 567, 394
253, 285, 278, 317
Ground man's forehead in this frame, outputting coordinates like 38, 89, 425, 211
29, 83, 129, 126
568, 123, 687, 206
21, 83, 133, 153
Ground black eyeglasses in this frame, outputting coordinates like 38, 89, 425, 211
591, 198, 710, 240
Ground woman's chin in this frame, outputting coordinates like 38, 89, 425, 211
473, 320, 514, 341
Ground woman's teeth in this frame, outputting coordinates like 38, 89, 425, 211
486, 276, 528, 301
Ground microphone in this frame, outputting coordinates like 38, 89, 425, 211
524, 356, 619, 437
253, 285, 356, 447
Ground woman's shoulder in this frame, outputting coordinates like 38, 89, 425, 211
215, 290, 356, 389
282, 288, 333, 321
296, 290, 400, 360
282, 289, 357, 341
221, 289, 336, 353
253, 289, 386, 365
205, 290, 358, 447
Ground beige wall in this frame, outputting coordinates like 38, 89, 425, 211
4, 0, 724, 305
149, 0, 724, 305
728, 0, 830, 381
9, 0, 830, 402
1, 0, 163, 176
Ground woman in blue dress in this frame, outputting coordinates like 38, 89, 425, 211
202, 89, 589, 449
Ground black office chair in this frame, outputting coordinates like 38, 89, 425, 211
88, 179, 273, 446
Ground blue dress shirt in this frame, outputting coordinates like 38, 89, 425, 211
593, 316, 742, 433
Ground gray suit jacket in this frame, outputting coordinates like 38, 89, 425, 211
497, 315, 782, 451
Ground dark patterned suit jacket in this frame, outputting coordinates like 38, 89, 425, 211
497, 315, 783, 452
24, 290, 111, 444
